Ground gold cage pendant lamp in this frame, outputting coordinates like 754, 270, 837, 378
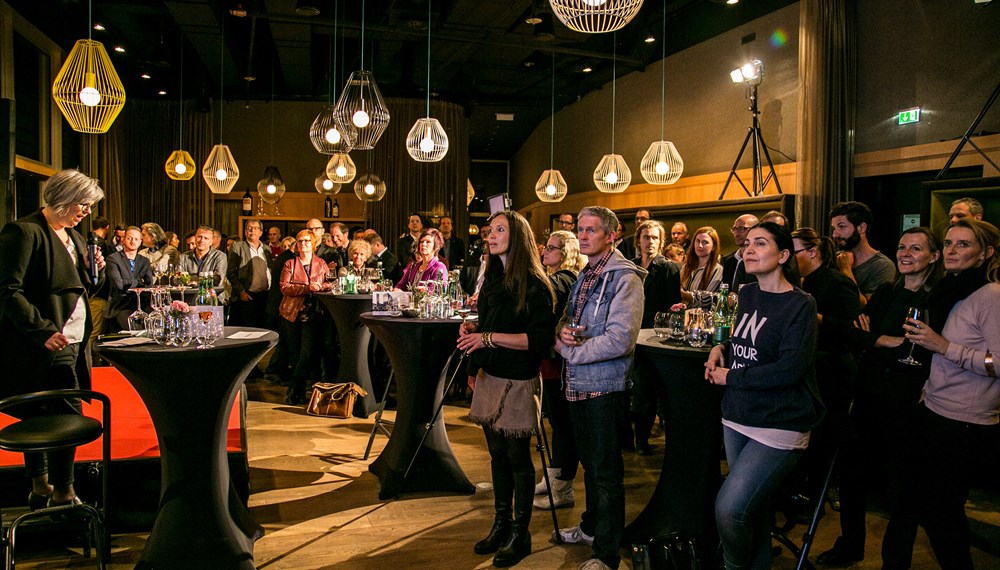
354, 172, 386, 202
640, 0, 683, 185
314, 170, 341, 194
535, 54, 567, 202
202, 19, 239, 194
326, 152, 357, 184
309, 1, 355, 155
548, 0, 644, 34
333, 0, 389, 150
593, 35, 631, 193
165, 37, 195, 180
258, 59, 286, 209
52, 0, 126, 134
405, 0, 448, 162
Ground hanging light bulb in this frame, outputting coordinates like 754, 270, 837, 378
53, 41, 126, 132
640, 0, 684, 185
326, 152, 357, 183
535, 53, 566, 203
314, 171, 341, 194
593, 33, 630, 193
257, 165, 287, 204
405, 0, 449, 162
354, 172, 386, 202
309, 4, 356, 154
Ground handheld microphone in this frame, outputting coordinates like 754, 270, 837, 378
87, 232, 100, 285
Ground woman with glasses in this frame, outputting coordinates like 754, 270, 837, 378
0, 169, 106, 510
882, 220, 1000, 569
458, 210, 555, 567
817, 227, 942, 566
278, 230, 332, 405
532, 230, 587, 510
705, 222, 821, 569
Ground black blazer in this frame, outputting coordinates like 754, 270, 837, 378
366, 248, 402, 285
442, 236, 466, 269
0, 210, 103, 399
634, 255, 682, 328
105, 251, 154, 328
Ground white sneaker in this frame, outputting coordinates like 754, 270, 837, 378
578, 558, 612, 570
556, 525, 594, 546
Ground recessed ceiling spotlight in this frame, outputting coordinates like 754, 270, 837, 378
93, 23, 105, 31
158, 90, 167, 96
113, 46, 125, 53
582, 66, 593, 73
141, 73, 151, 79
645, 35, 656, 43
525, 15, 542, 25
295, 0, 321, 16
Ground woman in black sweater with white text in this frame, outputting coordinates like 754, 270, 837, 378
706, 222, 822, 569
458, 210, 555, 567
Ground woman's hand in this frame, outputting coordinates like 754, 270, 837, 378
854, 314, 871, 332
45, 332, 70, 352
875, 335, 905, 348
902, 317, 949, 355
457, 326, 483, 353
704, 344, 725, 381
308, 282, 322, 292
670, 302, 686, 312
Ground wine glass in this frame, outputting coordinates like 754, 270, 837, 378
195, 310, 215, 349
686, 309, 709, 348
668, 310, 686, 340
653, 312, 670, 339
898, 307, 925, 366
127, 289, 148, 334
567, 318, 588, 343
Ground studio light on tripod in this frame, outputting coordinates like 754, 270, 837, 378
730, 59, 763, 85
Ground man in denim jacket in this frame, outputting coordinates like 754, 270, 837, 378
554, 206, 646, 570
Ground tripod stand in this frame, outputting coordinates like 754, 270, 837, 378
719, 83, 783, 200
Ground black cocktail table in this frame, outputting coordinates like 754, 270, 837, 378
315, 293, 377, 417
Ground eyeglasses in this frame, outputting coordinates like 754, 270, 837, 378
296, 239, 312, 243
794, 248, 811, 254
731, 226, 749, 232
543, 245, 561, 252
79, 203, 95, 213
307, 226, 324, 231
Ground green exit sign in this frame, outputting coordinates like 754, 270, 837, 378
898, 108, 921, 125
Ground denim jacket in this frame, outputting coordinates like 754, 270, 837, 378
558, 250, 646, 393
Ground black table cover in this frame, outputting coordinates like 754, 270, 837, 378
95, 327, 277, 569
315, 293, 377, 417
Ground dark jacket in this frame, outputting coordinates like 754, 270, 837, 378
105, 250, 154, 329
0, 210, 104, 399
366, 248, 402, 285
396, 234, 416, 268
468, 256, 555, 380
633, 255, 682, 329
549, 269, 578, 322
721, 250, 757, 291
227, 240, 275, 298
266, 249, 296, 319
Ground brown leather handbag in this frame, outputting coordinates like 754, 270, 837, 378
305, 382, 368, 418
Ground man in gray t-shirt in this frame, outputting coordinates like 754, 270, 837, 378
829, 201, 897, 303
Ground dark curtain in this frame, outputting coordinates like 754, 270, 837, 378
91, 99, 215, 235
354, 98, 469, 242
796, 0, 856, 229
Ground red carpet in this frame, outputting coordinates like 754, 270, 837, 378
0, 367, 244, 466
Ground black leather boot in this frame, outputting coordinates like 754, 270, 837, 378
476, 455, 513, 555
493, 462, 534, 567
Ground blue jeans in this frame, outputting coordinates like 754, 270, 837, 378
569, 391, 626, 569
716, 426, 802, 570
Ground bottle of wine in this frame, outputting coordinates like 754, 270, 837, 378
324, 196, 333, 218
242, 189, 252, 216
332, 199, 340, 218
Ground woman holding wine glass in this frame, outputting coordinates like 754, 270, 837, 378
881, 219, 1000, 569
457, 210, 555, 567
279, 229, 332, 405
816, 227, 942, 566
0, 169, 106, 510
678, 226, 723, 309
705, 222, 821, 569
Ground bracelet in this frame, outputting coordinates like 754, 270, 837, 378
986, 351, 996, 378
481, 331, 496, 349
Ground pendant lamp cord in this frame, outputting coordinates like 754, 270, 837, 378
219, 17, 224, 142
426, 0, 431, 118
611, 33, 617, 153
178, 37, 184, 144
270, 57, 275, 164
660, 0, 666, 141
360, 0, 366, 70
550, 52, 555, 171
88, 0, 92, 41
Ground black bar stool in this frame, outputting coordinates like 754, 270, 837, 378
0, 389, 111, 569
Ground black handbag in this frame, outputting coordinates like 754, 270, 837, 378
631, 533, 701, 570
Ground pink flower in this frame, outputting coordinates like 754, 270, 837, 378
170, 300, 191, 314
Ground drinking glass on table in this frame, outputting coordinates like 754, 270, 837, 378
128, 289, 148, 334
668, 310, 686, 340
899, 307, 925, 366
195, 310, 215, 349
653, 312, 670, 339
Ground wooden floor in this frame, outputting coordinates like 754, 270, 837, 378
8, 383, 1000, 569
